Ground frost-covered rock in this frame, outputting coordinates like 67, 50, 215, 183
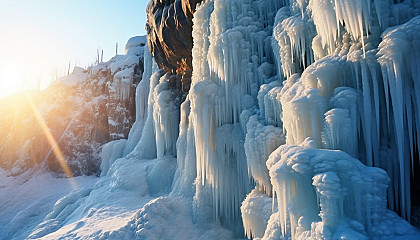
0, 36, 146, 176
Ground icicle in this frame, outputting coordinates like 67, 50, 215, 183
241, 189, 273, 239
190, 0, 286, 233
268, 145, 389, 239
245, 115, 285, 195
377, 16, 420, 219
123, 45, 154, 156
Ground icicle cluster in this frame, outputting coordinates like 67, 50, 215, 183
377, 15, 420, 219
272, 7, 315, 79
122, 44, 154, 156
244, 115, 284, 195
87, 0, 420, 238
240, 189, 273, 238
268, 145, 389, 239
239, 0, 420, 238
188, 0, 284, 233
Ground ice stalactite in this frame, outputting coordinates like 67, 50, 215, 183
257, 80, 282, 127
126, 71, 160, 160
241, 79, 286, 238
189, 0, 284, 234
377, 15, 420, 220
153, 73, 182, 158
239, 0, 420, 238
272, 6, 316, 79
123, 44, 154, 156
127, 70, 182, 161
171, 97, 197, 197
244, 115, 285, 195
240, 188, 273, 238
322, 87, 359, 157
268, 145, 390, 239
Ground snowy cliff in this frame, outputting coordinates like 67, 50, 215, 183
2, 0, 420, 239
0, 36, 145, 176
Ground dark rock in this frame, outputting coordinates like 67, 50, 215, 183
146, 0, 203, 91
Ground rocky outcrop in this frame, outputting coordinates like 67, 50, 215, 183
146, 0, 203, 92
0, 36, 146, 176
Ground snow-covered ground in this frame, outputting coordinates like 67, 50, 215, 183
0, 168, 97, 240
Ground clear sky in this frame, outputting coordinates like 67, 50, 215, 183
0, 0, 148, 99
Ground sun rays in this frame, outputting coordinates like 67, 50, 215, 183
23, 92, 78, 189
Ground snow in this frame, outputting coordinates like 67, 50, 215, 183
0, 168, 97, 240
2, 0, 420, 239
55, 66, 88, 87
124, 35, 147, 54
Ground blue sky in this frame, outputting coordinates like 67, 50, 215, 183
0, 0, 148, 98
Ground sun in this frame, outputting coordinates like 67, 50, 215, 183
0, 65, 26, 99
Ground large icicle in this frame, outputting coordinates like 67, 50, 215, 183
189, 0, 284, 233
377, 15, 420, 220
123, 45, 155, 156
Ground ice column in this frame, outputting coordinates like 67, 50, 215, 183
189, 0, 284, 233
377, 15, 420, 219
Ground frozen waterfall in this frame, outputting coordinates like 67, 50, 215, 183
186, 0, 420, 238
26, 0, 420, 239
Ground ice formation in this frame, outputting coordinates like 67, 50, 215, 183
5, 0, 420, 239
268, 145, 390, 239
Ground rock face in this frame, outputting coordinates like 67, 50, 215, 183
0, 36, 146, 176
146, 0, 203, 92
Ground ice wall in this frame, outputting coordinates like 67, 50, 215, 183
187, 0, 285, 233
176, 0, 420, 237
270, 0, 420, 221
238, 0, 420, 238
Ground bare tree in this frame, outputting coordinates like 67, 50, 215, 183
97, 48, 100, 64
67, 60, 71, 76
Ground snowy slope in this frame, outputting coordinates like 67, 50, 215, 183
0, 169, 97, 240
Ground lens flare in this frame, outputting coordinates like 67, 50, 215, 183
24, 92, 77, 189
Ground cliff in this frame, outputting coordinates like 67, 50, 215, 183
0, 36, 146, 176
